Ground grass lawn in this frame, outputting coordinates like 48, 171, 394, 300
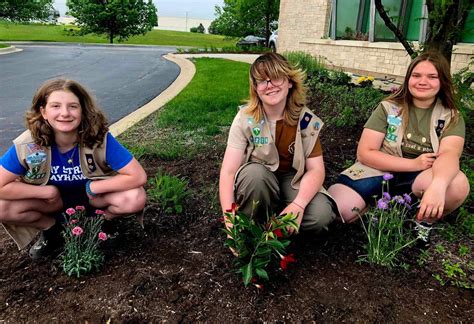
119, 58, 250, 160
0, 21, 237, 47
0, 43, 7, 48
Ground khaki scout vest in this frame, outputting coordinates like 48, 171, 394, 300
3, 131, 116, 250
237, 106, 324, 189
342, 99, 453, 180
13, 131, 115, 185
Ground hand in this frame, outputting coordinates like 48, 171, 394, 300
280, 202, 304, 235
417, 185, 446, 221
413, 153, 437, 171
43, 185, 61, 203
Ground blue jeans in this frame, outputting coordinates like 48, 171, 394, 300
337, 171, 420, 204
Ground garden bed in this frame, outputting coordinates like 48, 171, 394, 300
0, 123, 472, 322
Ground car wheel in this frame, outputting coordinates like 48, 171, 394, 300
270, 42, 276, 53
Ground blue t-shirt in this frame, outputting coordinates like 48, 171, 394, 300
1, 133, 133, 207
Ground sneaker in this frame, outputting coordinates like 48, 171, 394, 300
29, 222, 64, 260
414, 221, 433, 249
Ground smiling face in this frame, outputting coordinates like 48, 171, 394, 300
40, 90, 82, 136
255, 77, 292, 109
408, 60, 441, 107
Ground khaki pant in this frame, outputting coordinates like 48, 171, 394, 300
234, 162, 336, 232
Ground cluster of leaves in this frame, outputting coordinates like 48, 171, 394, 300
209, 0, 279, 43
147, 170, 189, 214
357, 173, 417, 267
67, 0, 158, 43
61, 206, 107, 278
309, 82, 385, 127
223, 204, 298, 287
0, 0, 56, 22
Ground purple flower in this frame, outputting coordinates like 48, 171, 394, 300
383, 173, 394, 181
393, 195, 405, 204
403, 193, 412, 204
377, 198, 389, 210
382, 192, 391, 201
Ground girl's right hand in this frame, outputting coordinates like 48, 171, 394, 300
413, 153, 437, 170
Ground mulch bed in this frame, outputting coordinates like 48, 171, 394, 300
0, 115, 472, 322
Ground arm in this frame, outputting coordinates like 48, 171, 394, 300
87, 158, 147, 197
0, 166, 59, 201
417, 135, 464, 220
357, 128, 436, 172
280, 155, 325, 234
219, 146, 245, 215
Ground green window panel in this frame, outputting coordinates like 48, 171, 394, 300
461, 8, 474, 43
405, 0, 422, 41
335, 0, 370, 40
374, 0, 402, 41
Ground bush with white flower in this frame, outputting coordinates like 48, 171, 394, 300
61, 206, 108, 277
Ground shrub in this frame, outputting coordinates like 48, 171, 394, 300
147, 170, 189, 214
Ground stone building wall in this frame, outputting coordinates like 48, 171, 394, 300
278, 0, 474, 79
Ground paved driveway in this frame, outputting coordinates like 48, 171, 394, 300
0, 43, 179, 154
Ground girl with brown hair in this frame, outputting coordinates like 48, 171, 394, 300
0, 79, 147, 259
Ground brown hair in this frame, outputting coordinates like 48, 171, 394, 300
26, 79, 109, 148
245, 52, 307, 126
386, 51, 458, 128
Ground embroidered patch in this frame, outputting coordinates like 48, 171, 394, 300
348, 168, 364, 178
85, 154, 97, 172
250, 136, 269, 146
247, 117, 254, 125
300, 112, 312, 130
385, 114, 401, 142
25, 150, 47, 180
313, 121, 320, 131
252, 127, 261, 136
435, 119, 445, 137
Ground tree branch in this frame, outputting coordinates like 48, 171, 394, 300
374, 0, 417, 58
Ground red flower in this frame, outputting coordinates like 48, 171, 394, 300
218, 216, 225, 223
273, 228, 283, 238
280, 253, 296, 270
225, 203, 238, 214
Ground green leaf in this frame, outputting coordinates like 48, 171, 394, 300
241, 263, 253, 286
255, 268, 269, 281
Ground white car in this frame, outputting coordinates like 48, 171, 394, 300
269, 30, 278, 52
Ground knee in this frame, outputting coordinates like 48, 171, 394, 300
301, 196, 336, 232
448, 172, 470, 206
121, 188, 146, 213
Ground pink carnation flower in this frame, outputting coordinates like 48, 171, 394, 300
75, 205, 86, 211
98, 232, 108, 241
70, 219, 78, 224
72, 226, 84, 236
65, 208, 76, 216
95, 209, 105, 215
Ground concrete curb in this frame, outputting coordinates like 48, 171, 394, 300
0, 46, 23, 55
109, 53, 196, 136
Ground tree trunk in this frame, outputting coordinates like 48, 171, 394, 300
109, 31, 114, 44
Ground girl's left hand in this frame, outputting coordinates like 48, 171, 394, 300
280, 202, 304, 235
417, 185, 446, 221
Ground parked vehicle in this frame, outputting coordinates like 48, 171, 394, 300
269, 29, 278, 52
236, 35, 266, 47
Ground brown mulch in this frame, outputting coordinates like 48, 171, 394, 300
0, 116, 472, 322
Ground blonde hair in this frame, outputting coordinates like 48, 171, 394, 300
245, 52, 307, 126
26, 79, 109, 148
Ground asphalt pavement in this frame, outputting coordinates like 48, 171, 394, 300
0, 43, 179, 154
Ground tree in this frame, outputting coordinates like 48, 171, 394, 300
210, 0, 279, 45
0, 0, 55, 22
375, 0, 472, 63
67, 0, 158, 44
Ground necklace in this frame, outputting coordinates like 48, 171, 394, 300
66, 145, 78, 165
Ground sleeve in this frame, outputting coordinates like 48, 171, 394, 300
227, 112, 249, 150
441, 114, 465, 139
0, 145, 26, 175
363, 103, 388, 134
105, 133, 134, 171
308, 138, 322, 158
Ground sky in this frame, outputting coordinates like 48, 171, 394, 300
53, 0, 224, 20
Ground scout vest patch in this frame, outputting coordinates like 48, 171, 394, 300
386, 114, 402, 142
435, 119, 445, 137
24, 144, 47, 180
249, 119, 268, 146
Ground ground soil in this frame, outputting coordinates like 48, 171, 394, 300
0, 114, 472, 323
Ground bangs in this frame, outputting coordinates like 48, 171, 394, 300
251, 59, 289, 82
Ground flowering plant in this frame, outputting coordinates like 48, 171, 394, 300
223, 203, 298, 287
61, 206, 107, 277
356, 75, 375, 88
355, 173, 418, 267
